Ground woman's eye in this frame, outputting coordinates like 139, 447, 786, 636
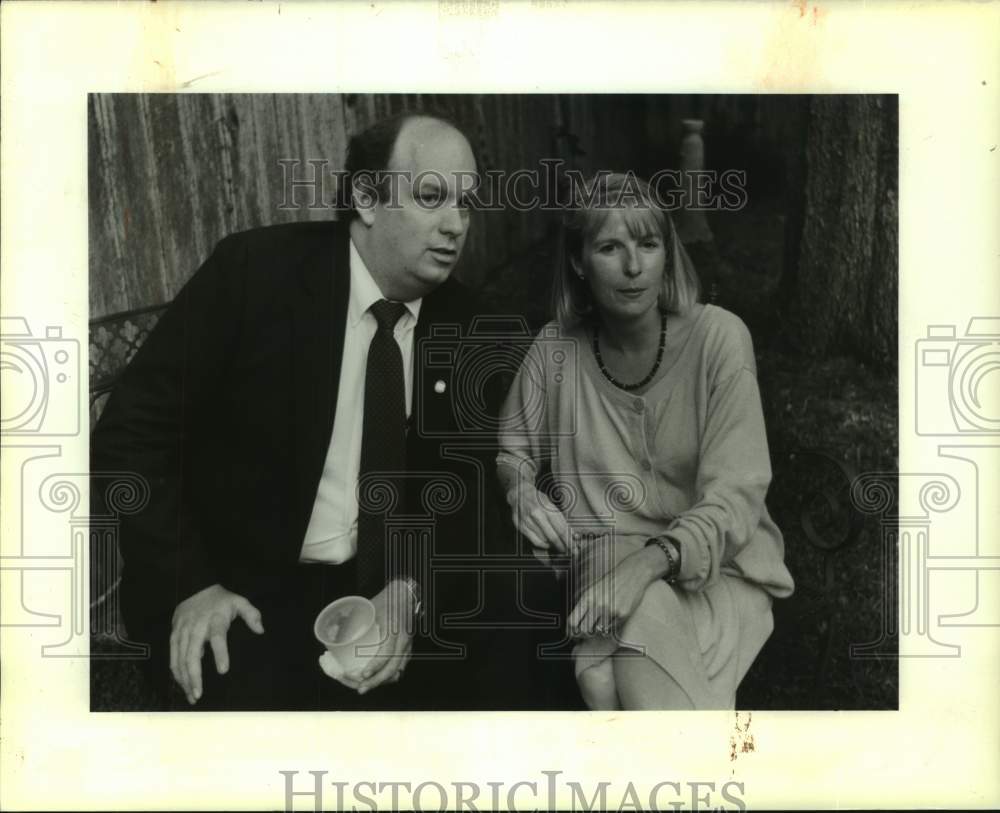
641, 238, 661, 249
597, 243, 617, 254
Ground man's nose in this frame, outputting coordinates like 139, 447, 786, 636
439, 202, 467, 237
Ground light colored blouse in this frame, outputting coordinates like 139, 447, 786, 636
496, 304, 794, 599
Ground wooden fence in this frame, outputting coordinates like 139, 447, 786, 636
88, 93, 804, 318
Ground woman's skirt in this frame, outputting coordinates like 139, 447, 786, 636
570, 533, 774, 709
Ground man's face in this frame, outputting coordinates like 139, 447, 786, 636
362, 118, 477, 301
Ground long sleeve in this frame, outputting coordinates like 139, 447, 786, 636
90, 234, 247, 613
496, 337, 553, 499
664, 319, 776, 593
494, 309, 791, 601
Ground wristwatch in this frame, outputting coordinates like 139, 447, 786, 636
398, 576, 423, 618
645, 535, 682, 584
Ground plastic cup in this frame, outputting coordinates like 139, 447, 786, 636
313, 596, 381, 673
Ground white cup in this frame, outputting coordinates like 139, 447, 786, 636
313, 596, 382, 673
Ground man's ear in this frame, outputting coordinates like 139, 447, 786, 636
352, 173, 378, 226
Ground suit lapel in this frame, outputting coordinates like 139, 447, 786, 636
288, 245, 464, 525
410, 280, 460, 458
290, 221, 350, 529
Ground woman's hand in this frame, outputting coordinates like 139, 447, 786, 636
568, 545, 668, 638
506, 483, 571, 554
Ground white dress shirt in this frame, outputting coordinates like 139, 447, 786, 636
299, 239, 422, 563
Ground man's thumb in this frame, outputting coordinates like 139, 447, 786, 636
236, 598, 265, 634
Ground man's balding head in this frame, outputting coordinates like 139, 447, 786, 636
348, 111, 478, 302
344, 110, 477, 218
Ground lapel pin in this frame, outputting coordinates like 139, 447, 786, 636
434, 380, 447, 394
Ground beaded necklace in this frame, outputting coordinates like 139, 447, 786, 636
592, 311, 667, 392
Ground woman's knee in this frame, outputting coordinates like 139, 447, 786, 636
577, 658, 614, 692
613, 654, 695, 710
576, 656, 619, 710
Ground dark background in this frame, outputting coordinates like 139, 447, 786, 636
89, 93, 899, 710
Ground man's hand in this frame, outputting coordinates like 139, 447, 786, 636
169, 583, 265, 705
342, 580, 416, 695
507, 483, 572, 554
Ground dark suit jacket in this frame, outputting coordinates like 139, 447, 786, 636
91, 220, 506, 653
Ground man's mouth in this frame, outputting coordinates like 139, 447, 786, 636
429, 247, 458, 263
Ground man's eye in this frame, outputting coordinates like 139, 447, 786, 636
419, 191, 444, 205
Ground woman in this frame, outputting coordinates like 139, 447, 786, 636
496, 173, 794, 710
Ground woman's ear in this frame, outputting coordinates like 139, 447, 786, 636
570, 255, 584, 280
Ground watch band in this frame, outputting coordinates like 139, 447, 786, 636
398, 576, 423, 617
645, 535, 682, 584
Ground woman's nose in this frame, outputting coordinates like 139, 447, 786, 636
624, 249, 641, 277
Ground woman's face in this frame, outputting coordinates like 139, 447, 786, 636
575, 206, 666, 325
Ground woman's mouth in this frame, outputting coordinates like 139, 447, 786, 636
618, 287, 646, 299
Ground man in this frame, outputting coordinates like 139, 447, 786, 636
92, 111, 502, 710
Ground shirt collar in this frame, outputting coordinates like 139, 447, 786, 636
348, 238, 422, 328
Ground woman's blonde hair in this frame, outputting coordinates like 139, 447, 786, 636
552, 172, 701, 326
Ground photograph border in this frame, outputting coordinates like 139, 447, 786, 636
2, 2, 998, 810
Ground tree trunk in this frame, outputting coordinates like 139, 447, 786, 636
782, 96, 898, 368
